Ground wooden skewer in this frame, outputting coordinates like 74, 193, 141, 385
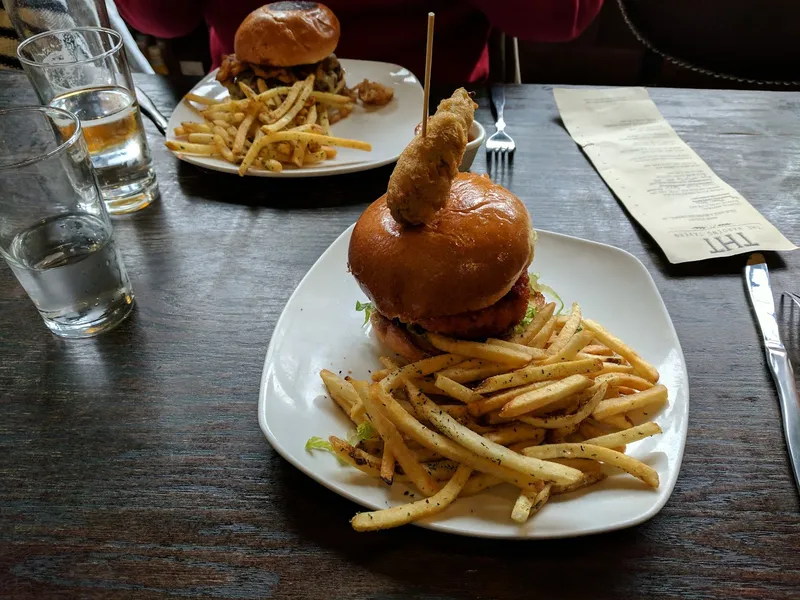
422, 12, 435, 137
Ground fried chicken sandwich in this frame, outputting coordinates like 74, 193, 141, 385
217, 2, 345, 99
348, 89, 540, 361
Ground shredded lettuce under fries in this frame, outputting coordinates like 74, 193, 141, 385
514, 304, 538, 334
355, 300, 374, 326
305, 436, 333, 452
530, 273, 564, 315
348, 421, 376, 445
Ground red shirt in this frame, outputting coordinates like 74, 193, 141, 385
116, 0, 603, 83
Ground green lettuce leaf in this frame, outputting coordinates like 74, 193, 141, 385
355, 300, 374, 326
530, 273, 564, 315
347, 421, 377, 446
514, 303, 538, 334
305, 436, 333, 452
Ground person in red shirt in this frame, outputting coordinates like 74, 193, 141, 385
115, 0, 603, 83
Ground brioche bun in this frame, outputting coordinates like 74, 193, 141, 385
348, 172, 535, 324
234, 2, 340, 67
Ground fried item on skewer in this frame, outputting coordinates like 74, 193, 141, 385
386, 88, 477, 226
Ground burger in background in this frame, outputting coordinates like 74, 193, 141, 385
217, 1, 345, 98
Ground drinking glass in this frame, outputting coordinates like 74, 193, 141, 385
0, 106, 134, 338
17, 27, 158, 214
2, 0, 110, 38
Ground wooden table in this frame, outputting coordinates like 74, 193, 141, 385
1, 71, 799, 599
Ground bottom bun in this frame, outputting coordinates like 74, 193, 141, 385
370, 313, 437, 363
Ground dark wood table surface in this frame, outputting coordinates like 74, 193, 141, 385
1, 71, 799, 599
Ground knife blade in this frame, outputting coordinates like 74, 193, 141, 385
135, 86, 168, 136
745, 253, 800, 494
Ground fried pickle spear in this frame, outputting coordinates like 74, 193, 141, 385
386, 88, 477, 226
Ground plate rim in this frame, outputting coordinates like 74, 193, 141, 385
257, 227, 689, 539
166, 59, 422, 178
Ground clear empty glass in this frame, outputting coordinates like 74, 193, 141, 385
0, 106, 134, 338
17, 27, 158, 214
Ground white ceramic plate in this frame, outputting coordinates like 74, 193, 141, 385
166, 59, 422, 177
258, 228, 689, 538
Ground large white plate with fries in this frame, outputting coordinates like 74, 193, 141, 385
258, 227, 689, 538
166, 59, 422, 177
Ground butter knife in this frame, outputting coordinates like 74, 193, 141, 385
745, 253, 800, 493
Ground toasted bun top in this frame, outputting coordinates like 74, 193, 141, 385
234, 2, 340, 67
348, 172, 535, 323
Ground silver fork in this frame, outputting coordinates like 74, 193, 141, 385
486, 85, 516, 155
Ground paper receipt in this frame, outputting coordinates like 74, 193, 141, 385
554, 87, 796, 264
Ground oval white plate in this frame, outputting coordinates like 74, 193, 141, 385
166, 59, 422, 178
258, 227, 689, 538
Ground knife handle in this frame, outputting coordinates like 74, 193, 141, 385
135, 86, 168, 136
767, 349, 800, 494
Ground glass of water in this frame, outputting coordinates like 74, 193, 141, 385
17, 27, 158, 215
0, 106, 134, 338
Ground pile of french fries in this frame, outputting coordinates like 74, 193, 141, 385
167, 74, 372, 175
316, 300, 668, 531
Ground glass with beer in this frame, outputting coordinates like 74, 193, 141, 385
17, 27, 158, 214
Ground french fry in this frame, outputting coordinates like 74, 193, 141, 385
583, 319, 660, 383
328, 436, 386, 479
583, 344, 614, 356
403, 378, 443, 397
374, 385, 543, 491
596, 413, 633, 430
185, 93, 221, 105
592, 363, 636, 376
319, 105, 331, 134
499, 374, 593, 418
434, 375, 484, 404
486, 339, 547, 359
508, 302, 556, 345
256, 78, 268, 94
187, 133, 214, 144
582, 422, 662, 448
233, 103, 260, 156
407, 381, 583, 485
592, 385, 668, 421
523, 443, 659, 487
474, 358, 603, 394
165, 140, 217, 155
529, 314, 559, 349
547, 303, 581, 356
262, 77, 315, 132
594, 373, 655, 391
427, 333, 532, 367
182, 98, 205, 117
467, 381, 552, 417
257, 129, 372, 151
511, 483, 550, 524
518, 382, 608, 429
461, 472, 504, 497
436, 363, 511, 384
552, 470, 607, 495
541, 328, 594, 364
380, 446, 396, 485
351, 464, 472, 531
291, 104, 317, 167
380, 354, 464, 392
364, 384, 439, 496
423, 460, 461, 480
320, 369, 359, 414
483, 424, 545, 446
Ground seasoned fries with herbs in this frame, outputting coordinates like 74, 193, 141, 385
307, 295, 667, 531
